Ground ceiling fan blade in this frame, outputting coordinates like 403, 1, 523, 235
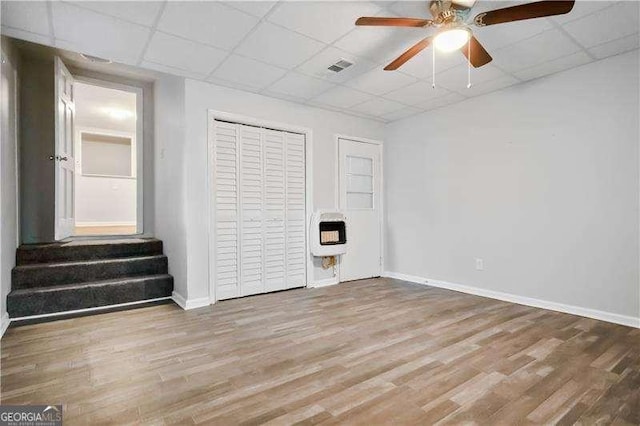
473, 1, 575, 26
355, 17, 433, 27
384, 37, 432, 71
461, 36, 492, 68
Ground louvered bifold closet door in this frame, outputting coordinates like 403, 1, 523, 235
285, 132, 306, 288
263, 130, 287, 292
213, 122, 241, 300
239, 125, 265, 297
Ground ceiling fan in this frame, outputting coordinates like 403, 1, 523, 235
355, 0, 575, 70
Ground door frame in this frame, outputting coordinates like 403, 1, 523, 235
69, 76, 144, 237
335, 134, 384, 283
207, 110, 314, 304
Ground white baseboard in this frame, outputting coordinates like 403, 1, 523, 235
75, 221, 136, 227
310, 277, 340, 288
383, 271, 640, 329
7, 297, 172, 323
1, 313, 9, 339
171, 291, 210, 310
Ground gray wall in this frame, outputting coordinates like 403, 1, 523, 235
19, 51, 54, 243
384, 50, 640, 320
154, 74, 188, 299
1, 36, 19, 327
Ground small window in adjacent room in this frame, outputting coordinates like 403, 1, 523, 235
81, 133, 133, 178
346, 155, 374, 209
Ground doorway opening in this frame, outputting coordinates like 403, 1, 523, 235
72, 81, 140, 237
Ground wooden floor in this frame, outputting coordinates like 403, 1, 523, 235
1, 278, 638, 425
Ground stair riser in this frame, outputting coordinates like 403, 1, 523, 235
13, 257, 168, 289
16, 241, 163, 265
7, 277, 174, 317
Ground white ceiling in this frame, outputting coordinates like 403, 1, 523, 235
2, 1, 639, 122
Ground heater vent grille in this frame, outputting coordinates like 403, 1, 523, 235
327, 59, 353, 73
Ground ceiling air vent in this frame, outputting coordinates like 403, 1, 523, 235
327, 59, 353, 73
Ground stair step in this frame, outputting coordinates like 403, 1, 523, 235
12, 255, 168, 290
16, 238, 163, 265
7, 274, 174, 317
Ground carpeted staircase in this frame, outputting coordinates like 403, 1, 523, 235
7, 238, 173, 318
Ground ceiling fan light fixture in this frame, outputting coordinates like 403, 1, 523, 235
433, 28, 471, 52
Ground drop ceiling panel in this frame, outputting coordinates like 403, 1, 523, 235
66, 1, 164, 27
335, 25, 422, 63
52, 2, 150, 64
2, 0, 638, 123
435, 63, 511, 92
157, 2, 258, 51
144, 31, 227, 75
472, 17, 553, 51
1, 27, 51, 46
267, 1, 381, 44
266, 72, 335, 100
212, 54, 288, 90
416, 92, 466, 111
514, 51, 592, 81
140, 60, 207, 80
222, 1, 277, 18
381, 105, 422, 121
493, 28, 582, 73
296, 46, 377, 83
563, 1, 639, 48
588, 33, 640, 59
351, 97, 405, 116
551, 0, 617, 25
235, 22, 325, 69
344, 67, 417, 95
383, 81, 451, 106
457, 74, 519, 97
388, 1, 433, 19
1, 1, 50, 36
311, 86, 374, 109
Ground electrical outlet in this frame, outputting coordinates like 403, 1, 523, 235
475, 258, 484, 271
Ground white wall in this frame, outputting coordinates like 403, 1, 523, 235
154, 74, 188, 299
180, 80, 385, 302
1, 37, 19, 333
75, 176, 136, 225
385, 50, 640, 322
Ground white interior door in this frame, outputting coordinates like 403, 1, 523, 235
212, 119, 306, 301
54, 57, 76, 240
339, 138, 382, 281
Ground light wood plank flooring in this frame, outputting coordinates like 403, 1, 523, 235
1, 278, 638, 425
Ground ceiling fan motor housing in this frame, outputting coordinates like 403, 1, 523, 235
429, 0, 473, 26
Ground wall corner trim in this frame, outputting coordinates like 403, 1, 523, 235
172, 291, 210, 310
1, 313, 10, 339
382, 271, 640, 329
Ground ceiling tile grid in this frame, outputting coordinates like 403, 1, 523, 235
1, 1, 638, 122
